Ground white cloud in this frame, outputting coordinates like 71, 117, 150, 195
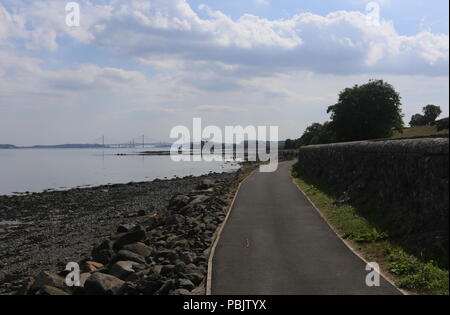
1, 0, 448, 76
92, 1, 448, 76
194, 105, 248, 112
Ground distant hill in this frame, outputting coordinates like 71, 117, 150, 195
0, 144, 105, 149
0, 144, 17, 149
392, 125, 449, 139
29, 144, 105, 149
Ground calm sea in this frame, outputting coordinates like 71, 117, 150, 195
0, 148, 240, 195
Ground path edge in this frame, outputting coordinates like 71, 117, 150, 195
206, 168, 257, 295
290, 172, 408, 296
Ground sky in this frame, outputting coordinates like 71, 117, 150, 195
0, 0, 448, 145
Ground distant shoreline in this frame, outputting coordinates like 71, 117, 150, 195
0, 144, 171, 150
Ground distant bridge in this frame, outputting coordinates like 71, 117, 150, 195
88, 135, 170, 149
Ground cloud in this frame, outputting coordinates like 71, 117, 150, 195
0, 4, 27, 45
194, 105, 248, 112
89, 1, 448, 76
2, 0, 447, 76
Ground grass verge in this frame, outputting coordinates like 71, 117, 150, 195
391, 125, 448, 138
292, 166, 449, 295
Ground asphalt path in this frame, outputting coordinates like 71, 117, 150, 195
212, 161, 401, 295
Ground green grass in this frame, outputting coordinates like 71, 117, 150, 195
392, 125, 448, 139
292, 167, 449, 295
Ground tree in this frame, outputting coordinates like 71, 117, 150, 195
435, 117, 449, 131
409, 114, 426, 127
284, 139, 294, 149
409, 105, 442, 127
327, 80, 404, 142
422, 104, 442, 125
298, 122, 334, 146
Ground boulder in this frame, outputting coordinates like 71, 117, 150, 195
155, 279, 175, 295
117, 282, 140, 295
35, 285, 70, 295
174, 261, 186, 274
189, 195, 209, 206
79, 273, 90, 287
143, 213, 165, 230
136, 275, 163, 295
171, 288, 194, 296
178, 279, 195, 291
84, 272, 124, 295
111, 250, 146, 265
168, 195, 190, 210
122, 242, 151, 258
184, 271, 204, 286
113, 226, 146, 251
31, 271, 66, 293
116, 224, 136, 234
179, 252, 196, 264
81, 261, 104, 273
154, 249, 178, 262
159, 265, 175, 277
91, 240, 114, 265
109, 261, 143, 280
197, 179, 215, 190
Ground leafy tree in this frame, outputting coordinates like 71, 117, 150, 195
423, 104, 442, 125
409, 114, 426, 127
327, 80, 404, 142
435, 117, 449, 131
409, 105, 442, 127
284, 139, 295, 149
298, 122, 334, 146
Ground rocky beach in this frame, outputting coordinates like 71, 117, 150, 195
0, 166, 253, 295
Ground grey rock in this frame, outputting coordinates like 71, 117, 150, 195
169, 195, 190, 210
155, 279, 175, 295
112, 250, 146, 265
31, 271, 66, 293
190, 195, 209, 206
197, 179, 215, 190
35, 285, 70, 295
91, 240, 114, 265
122, 242, 151, 258
179, 251, 196, 264
109, 261, 143, 280
113, 226, 146, 251
178, 279, 195, 291
154, 249, 178, 262
84, 272, 124, 295
116, 224, 136, 234
136, 275, 163, 295
184, 272, 204, 286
